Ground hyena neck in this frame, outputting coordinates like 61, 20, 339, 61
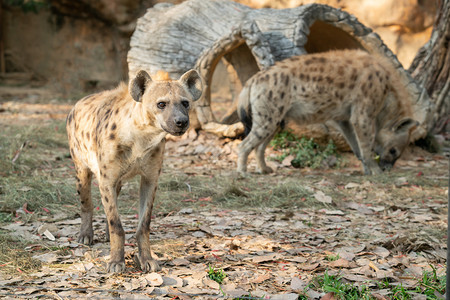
130, 102, 159, 133
376, 94, 403, 130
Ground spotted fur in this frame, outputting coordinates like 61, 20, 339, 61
237, 50, 418, 175
66, 69, 202, 272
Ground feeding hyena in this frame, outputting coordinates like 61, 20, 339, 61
237, 50, 418, 175
66, 69, 202, 272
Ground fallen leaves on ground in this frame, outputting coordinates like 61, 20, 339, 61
0, 105, 448, 299
0, 181, 447, 298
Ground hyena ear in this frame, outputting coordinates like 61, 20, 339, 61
392, 118, 419, 134
130, 70, 152, 102
179, 69, 203, 101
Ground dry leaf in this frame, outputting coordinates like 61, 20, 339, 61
321, 292, 338, 300
344, 182, 361, 189
162, 276, 184, 288
17, 186, 32, 192
329, 258, 351, 268
32, 253, 58, 264
299, 262, 320, 271
202, 276, 220, 290
251, 273, 271, 284
245, 253, 282, 263
270, 293, 300, 300
290, 276, 307, 291
172, 258, 190, 266
43, 229, 55, 241
372, 246, 390, 258
314, 191, 332, 204
321, 209, 345, 215
145, 272, 164, 287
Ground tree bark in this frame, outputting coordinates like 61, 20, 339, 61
409, 0, 449, 134
0, 0, 5, 73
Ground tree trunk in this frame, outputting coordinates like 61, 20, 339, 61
0, 0, 5, 73
409, 0, 449, 135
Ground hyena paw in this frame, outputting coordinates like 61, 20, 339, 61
107, 261, 126, 273
258, 166, 273, 174
371, 167, 382, 175
78, 232, 93, 245
236, 167, 247, 175
139, 258, 161, 273
234, 170, 250, 178
363, 163, 382, 175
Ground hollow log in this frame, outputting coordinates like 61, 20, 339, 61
128, 0, 432, 143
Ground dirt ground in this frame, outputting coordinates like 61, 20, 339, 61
0, 91, 448, 299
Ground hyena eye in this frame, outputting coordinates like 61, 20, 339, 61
157, 102, 166, 109
389, 148, 397, 156
181, 100, 190, 109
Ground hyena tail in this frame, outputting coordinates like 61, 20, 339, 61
237, 84, 253, 137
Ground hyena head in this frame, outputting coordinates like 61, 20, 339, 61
374, 118, 418, 171
129, 69, 203, 136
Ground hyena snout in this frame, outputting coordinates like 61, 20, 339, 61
375, 118, 418, 172
164, 110, 189, 135
379, 159, 395, 171
375, 146, 398, 172
174, 115, 189, 129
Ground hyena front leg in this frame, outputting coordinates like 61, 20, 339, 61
76, 166, 94, 245
105, 181, 122, 242
334, 120, 362, 160
136, 175, 161, 272
136, 145, 164, 272
98, 180, 125, 272
350, 112, 382, 175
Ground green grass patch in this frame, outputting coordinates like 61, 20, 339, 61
270, 130, 341, 169
415, 266, 446, 298
207, 264, 227, 284
325, 254, 340, 262
307, 270, 373, 300
304, 269, 446, 300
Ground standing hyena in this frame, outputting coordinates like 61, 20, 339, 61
66, 69, 202, 272
237, 50, 418, 175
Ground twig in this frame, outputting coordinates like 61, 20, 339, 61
11, 141, 29, 164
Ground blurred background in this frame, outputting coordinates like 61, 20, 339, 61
0, 0, 436, 95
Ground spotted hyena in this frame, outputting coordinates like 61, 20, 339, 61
237, 50, 418, 175
66, 69, 202, 272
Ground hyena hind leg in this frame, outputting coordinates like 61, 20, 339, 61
237, 124, 278, 174
255, 127, 280, 174
76, 166, 94, 245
